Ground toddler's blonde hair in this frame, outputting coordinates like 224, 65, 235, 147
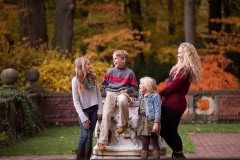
140, 76, 158, 94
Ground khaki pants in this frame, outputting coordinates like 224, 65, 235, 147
98, 90, 130, 145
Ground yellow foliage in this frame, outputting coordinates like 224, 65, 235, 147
0, 42, 48, 87
0, 43, 112, 92
73, 51, 112, 91
84, 28, 151, 63
0, 0, 19, 44
36, 51, 73, 92
156, 45, 178, 64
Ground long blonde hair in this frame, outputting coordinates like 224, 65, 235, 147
74, 56, 97, 92
170, 42, 201, 84
140, 76, 158, 94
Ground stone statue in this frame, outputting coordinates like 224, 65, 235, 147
92, 101, 167, 159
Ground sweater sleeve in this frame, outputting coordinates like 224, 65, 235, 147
127, 71, 138, 94
159, 69, 189, 97
72, 77, 88, 123
102, 72, 109, 94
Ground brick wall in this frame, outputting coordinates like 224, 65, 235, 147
35, 93, 78, 126
31, 90, 240, 125
188, 90, 240, 122
218, 91, 240, 120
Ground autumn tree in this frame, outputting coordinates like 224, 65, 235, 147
18, 0, 48, 48
51, 0, 75, 54
157, 54, 239, 91
168, 0, 175, 35
184, 0, 196, 46
208, 0, 222, 33
200, 17, 240, 80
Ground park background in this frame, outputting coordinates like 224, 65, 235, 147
0, 0, 240, 91
1, 0, 240, 155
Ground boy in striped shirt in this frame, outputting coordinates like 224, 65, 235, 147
98, 50, 138, 150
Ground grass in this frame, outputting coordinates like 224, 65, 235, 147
0, 124, 239, 156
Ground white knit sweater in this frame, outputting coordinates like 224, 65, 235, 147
72, 76, 103, 123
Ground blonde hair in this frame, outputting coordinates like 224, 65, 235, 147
113, 50, 129, 61
140, 76, 158, 94
170, 42, 201, 84
74, 56, 97, 92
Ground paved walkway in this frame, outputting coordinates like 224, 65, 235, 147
0, 133, 240, 159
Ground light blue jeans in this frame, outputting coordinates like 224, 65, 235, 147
78, 105, 98, 148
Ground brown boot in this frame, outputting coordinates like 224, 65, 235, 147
152, 150, 161, 159
98, 143, 105, 150
76, 148, 85, 160
84, 147, 92, 159
141, 150, 149, 159
117, 124, 128, 134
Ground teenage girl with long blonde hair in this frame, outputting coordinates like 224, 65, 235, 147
159, 42, 201, 159
72, 56, 103, 159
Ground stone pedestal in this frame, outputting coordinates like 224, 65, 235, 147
91, 102, 167, 159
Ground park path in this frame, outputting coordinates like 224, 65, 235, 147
0, 133, 240, 159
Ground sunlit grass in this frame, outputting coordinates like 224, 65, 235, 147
0, 124, 239, 156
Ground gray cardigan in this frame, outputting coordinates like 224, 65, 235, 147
72, 77, 103, 123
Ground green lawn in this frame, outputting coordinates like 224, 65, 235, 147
0, 124, 239, 156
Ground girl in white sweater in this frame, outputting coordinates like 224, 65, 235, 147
72, 56, 103, 159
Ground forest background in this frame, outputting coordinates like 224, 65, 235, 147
0, 0, 240, 92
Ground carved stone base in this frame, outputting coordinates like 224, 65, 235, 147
92, 144, 167, 159
91, 102, 167, 159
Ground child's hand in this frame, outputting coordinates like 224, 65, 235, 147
129, 97, 135, 105
151, 123, 159, 133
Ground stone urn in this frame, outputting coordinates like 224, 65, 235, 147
25, 68, 39, 86
0, 68, 18, 86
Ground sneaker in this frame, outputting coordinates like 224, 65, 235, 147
117, 124, 128, 134
98, 143, 105, 150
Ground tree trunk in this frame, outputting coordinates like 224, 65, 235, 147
223, 0, 231, 32
129, 0, 143, 41
184, 0, 196, 46
51, 0, 75, 54
128, 0, 145, 79
168, 0, 175, 35
209, 0, 222, 33
18, 0, 48, 48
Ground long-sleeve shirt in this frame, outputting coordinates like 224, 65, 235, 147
159, 68, 190, 113
102, 67, 138, 94
72, 76, 103, 123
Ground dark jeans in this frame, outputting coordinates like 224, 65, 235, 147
78, 105, 98, 148
160, 106, 183, 152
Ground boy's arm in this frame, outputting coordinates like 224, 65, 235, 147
127, 72, 138, 94
102, 73, 109, 94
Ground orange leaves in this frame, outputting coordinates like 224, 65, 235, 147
157, 54, 240, 91
84, 29, 150, 61
210, 17, 240, 27
199, 31, 240, 54
190, 54, 239, 90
